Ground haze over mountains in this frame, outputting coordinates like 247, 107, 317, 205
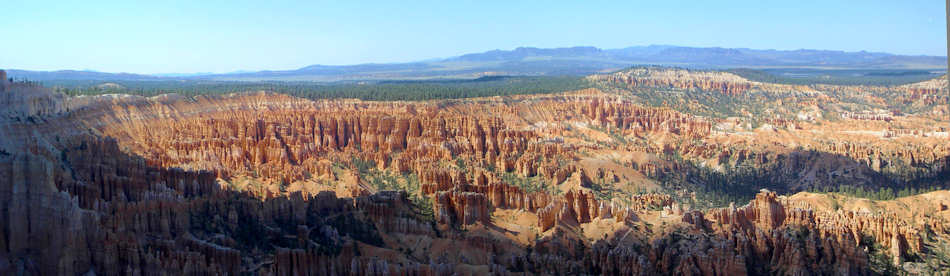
7, 45, 948, 82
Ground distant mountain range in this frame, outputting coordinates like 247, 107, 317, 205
6, 45, 947, 82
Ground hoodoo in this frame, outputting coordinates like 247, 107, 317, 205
1, 70, 947, 274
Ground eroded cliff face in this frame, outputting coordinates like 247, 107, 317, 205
587, 67, 761, 96
590, 68, 950, 190
1, 75, 948, 275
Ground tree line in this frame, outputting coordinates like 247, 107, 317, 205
45, 76, 592, 101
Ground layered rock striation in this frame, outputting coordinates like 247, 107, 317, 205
1, 77, 947, 275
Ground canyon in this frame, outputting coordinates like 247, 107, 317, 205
0, 68, 948, 275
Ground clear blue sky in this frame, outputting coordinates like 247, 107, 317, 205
1, 0, 945, 74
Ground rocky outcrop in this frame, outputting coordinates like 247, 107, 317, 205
0, 82, 70, 118
0, 70, 8, 91
588, 67, 758, 96
433, 190, 490, 226
1, 80, 947, 275
705, 190, 930, 268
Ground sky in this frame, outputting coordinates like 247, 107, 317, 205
1, 0, 946, 74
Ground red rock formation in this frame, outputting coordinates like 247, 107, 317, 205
704, 190, 931, 268
1, 82, 946, 275
433, 190, 490, 226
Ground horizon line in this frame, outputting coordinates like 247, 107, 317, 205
5, 44, 948, 76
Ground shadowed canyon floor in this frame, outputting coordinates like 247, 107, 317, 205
0, 68, 949, 275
